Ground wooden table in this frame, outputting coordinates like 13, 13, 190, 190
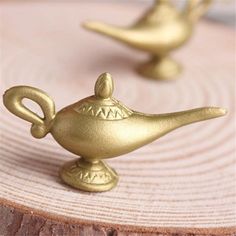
0, 1, 235, 235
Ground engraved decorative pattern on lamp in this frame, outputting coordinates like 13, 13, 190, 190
74, 99, 132, 120
65, 160, 114, 185
3, 72, 227, 192
73, 74, 133, 120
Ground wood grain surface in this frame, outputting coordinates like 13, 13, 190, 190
0, 1, 235, 235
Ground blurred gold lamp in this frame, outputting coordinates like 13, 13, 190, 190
84, 0, 212, 80
3, 73, 226, 192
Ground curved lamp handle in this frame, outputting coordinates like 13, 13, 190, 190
185, 0, 213, 22
3, 86, 55, 138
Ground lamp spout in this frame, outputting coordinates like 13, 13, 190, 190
155, 107, 227, 137
83, 21, 135, 45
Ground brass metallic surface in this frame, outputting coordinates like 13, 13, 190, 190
83, 0, 212, 80
3, 73, 227, 192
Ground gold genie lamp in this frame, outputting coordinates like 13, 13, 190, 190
83, 0, 212, 80
3, 73, 226, 192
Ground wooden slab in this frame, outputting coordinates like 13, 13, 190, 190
0, 1, 235, 235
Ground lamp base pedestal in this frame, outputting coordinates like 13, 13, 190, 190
59, 158, 118, 192
137, 56, 182, 80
